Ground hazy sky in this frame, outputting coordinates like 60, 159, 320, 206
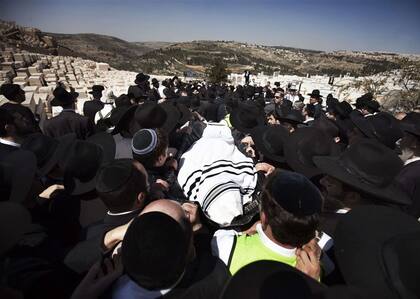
1, 0, 420, 53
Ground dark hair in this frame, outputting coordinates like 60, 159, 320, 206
133, 129, 168, 169
98, 163, 149, 213
400, 133, 420, 157
260, 175, 319, 248
0, 108, 14, 137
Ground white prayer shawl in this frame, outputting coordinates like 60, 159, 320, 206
178, 123, 257, 226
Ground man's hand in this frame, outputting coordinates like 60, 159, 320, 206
39, 184, 64, 199
156, 179, 170, 191
255, 162, 275, 176
296, 239, 321, 280
103, 221, 131, 251
182, 202, 203, 232
166, 158, 178, 171
71, 254, 123, 299
242, 220, 261, 236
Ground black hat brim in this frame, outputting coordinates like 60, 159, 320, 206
111, 105, 137, 135
160, 102, 181, 133
313, 156, 411, 205
87, 132, 116, 163
250, 125, 288, 163
38, 133, 77, 176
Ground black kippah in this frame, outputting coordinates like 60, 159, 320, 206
96, 159, 133, 193
122, 212, 189, 290
269, 171, 322, 216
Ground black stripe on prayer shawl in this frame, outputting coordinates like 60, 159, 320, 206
202, 181, 238, 210
181, 159, 254, 190
203, 184, 242, 212
186, 169, 256, 199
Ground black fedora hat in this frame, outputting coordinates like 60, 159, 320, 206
160, 101, 182, 133
111, 104, 137, 135
221, 260, 326, 299
62, 140, 104, 195
176, 102, 192, 126
307, 89, 323, 98
21, 133, 77, 176
135, 102, 167, 129
88, 85, 105, 95
134, 73, 150, 85
400, 112, 420, 137
335, 205, 420, 298
352, 112, 403, 149
284, 127, 340, 178
87, 131, 116, 163
0, 149, 37, 203
334, 101, 353, 119
250, 125, 290, 163
313, 139, 410, 205
51, 86, 76, 107
230, 102, 265, 133
275, 106, 304, 125
313, 113, 340, 138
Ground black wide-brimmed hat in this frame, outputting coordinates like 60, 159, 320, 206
134, 73, 150, 85
335, 206, 420, 298
160, 101, 182, 133
0, 149, 37, 203
307, 89, 323, 98
0, 202, 31, 255
351, 112, 403, 149
230, 102, 265, 133
111, 104, 137, 135
176, 103, 192, 126
0, 83, 22, 101
88, 85, 105, 95
250, 125, 290, 163
50, 86, 77, 107
334, 101, 353, 119
221, 260, 326, 299
284, 127, 340, 178
61, 140, 104, 195
313, 139, 410, 205
275, 106, 304, 125
400, 112, 420, 137
87, 131, 116, 163
135, 102, 167, 130
21, 133, 77, 176
313, 113, 340, 138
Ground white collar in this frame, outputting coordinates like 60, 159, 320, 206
256, 224, 296, 257
107, 209, 139, 216
0, 138, 20, 148
404, 156, 420, 166
304, 117, 314, 123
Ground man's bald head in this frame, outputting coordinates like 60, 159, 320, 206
140, 199, 187, 224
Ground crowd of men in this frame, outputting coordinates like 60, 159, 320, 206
0, 71, 419, 299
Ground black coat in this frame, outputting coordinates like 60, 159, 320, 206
43, 110, 91, 139
148, 88, 161, 102
83, 99, 104, 123
396, 160, 420, 219
64, 210, 139, 273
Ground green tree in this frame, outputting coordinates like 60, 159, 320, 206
207, 60, 228, 83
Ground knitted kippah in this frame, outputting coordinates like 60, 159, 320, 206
131, 129, 158, 155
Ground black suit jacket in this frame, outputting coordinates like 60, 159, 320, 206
83, 100, 104, 123
64, 211, 139, 273
396, 160, 420, 218
43, 110, 91, 139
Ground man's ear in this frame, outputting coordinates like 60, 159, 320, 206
260, 210, 268, 230
136, 192, 146, 209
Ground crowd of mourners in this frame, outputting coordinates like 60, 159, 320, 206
0, 71, 419, 299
